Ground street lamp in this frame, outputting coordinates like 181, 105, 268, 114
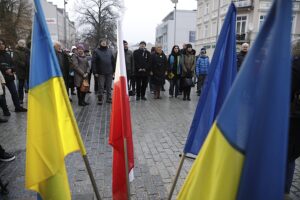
63, 0, 68, 48
171, 0, 178, 45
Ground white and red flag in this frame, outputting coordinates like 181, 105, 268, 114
109, 20, 134, 200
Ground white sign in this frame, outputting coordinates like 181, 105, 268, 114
46, 18, 57, 24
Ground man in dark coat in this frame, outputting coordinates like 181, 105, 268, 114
285, 40, 300, 197
237, 43, 249, 71
92, 38, 115, 104
13, 39, 30, 104
54, 42, 70, 92
0, 39, 27, 113
133, 41, 150, 100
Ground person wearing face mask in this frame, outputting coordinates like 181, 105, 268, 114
72, 44, 90, 106
133, 41, 151, 101
0, 39, 27, 113
92, 38, 116, 105
13, 39, 30, 104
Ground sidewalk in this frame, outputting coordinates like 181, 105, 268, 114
0, 86, 299, 200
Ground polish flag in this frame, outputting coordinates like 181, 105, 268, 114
109, 20, 134, 200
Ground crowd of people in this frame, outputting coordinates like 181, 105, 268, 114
0, 36, 299, 198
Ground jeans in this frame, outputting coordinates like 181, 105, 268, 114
18, 79, 26, 102
169, 78, 180, 97
5, 80, 21, 109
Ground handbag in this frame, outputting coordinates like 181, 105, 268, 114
80, 79, 90, 92
184, 78, 194, 87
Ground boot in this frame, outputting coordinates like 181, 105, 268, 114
98, 95, 103, 105
78, 92, 85, 106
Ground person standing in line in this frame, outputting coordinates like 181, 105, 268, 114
195, 48, 210, 96
72, 44, 90, 106
182, 44, 196, 101
168, 45, 182, 98
13, 39, 30, 104
84, 49, 92, 93
133, 41, 150, 100
92, 38, 115, 105
69, 46, 77, 95
237, 43, 249, 71
150, 44, 168, 99
54, 42, 70, 92
123, 40, 135, 95
0, 39, 27, 113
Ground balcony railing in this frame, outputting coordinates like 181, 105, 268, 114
233, 0, 253, 8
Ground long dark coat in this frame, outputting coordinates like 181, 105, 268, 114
150, 52, 168, 86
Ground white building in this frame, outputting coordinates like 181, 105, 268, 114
195, 0, 300, 56
40, 0, 76, 48
156, 10, 197, 55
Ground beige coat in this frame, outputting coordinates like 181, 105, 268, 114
0, 71, 5, 95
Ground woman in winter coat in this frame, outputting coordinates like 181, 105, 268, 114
168, 45, 182, 98
181, 44, 196, 101
150, 44, 168, 99
72, 44, 90, 106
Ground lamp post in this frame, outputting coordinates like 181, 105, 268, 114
171, 0, 178, 45
63, 0, 68, 48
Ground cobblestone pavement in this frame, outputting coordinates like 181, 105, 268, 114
0, 84, 299, 200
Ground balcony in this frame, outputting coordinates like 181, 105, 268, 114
233, 0, 254, 9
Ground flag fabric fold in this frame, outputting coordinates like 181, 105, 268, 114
109, 21, 134, 200
178, 0, 292, 199
183, 3, 237, 156
25, 0, 86, 199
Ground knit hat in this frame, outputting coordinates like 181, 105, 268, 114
77, 44, 85, 50
186, 44, 192, 49
139, 41, 146, 46
71, 46, 77, 51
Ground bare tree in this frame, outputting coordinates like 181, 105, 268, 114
0, 0, 33, 47
75, 0, 121, 49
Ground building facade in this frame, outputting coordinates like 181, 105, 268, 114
156, 10, 197, 55
195, 0, 300, 56
40, 0, 76, 48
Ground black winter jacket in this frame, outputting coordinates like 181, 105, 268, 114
0, 50, 15, 81
133, 48, 150, 77
92, 47, 115, 75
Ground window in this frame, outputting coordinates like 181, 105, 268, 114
211, 21, 217, 36
236, 16, 247, 34
189, 31, 196, 43
204, 24, 209, 38
259, 15, 265, 30
204, 3, 209, 15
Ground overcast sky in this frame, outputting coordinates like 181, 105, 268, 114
48, 0, 197, 45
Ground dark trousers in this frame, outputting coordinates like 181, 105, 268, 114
76, 87, 86, 104
135, 76, 148, 97
5, 80, 21, 109
128, 76, 136, 93
285, 160, 295, 193
197, 74, 207, 95
0, 92, 9, 113
169, 78, 180, 97
18, 79, 26, 102
98, 74, 113, 99
183, 86, 191, 99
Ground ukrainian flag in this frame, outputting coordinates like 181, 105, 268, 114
178, 0, 292, 199
25, 0, 86, 199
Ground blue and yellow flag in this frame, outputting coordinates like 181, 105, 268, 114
25, 0, 86, 199
178, 0, 292, 199
183, 3, 237, 156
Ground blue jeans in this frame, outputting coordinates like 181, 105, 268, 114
5, 80, 21, 109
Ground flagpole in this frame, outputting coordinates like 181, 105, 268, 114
82, 156, 102, 200
123, 138, 131, 199
167, 154, 186, 200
